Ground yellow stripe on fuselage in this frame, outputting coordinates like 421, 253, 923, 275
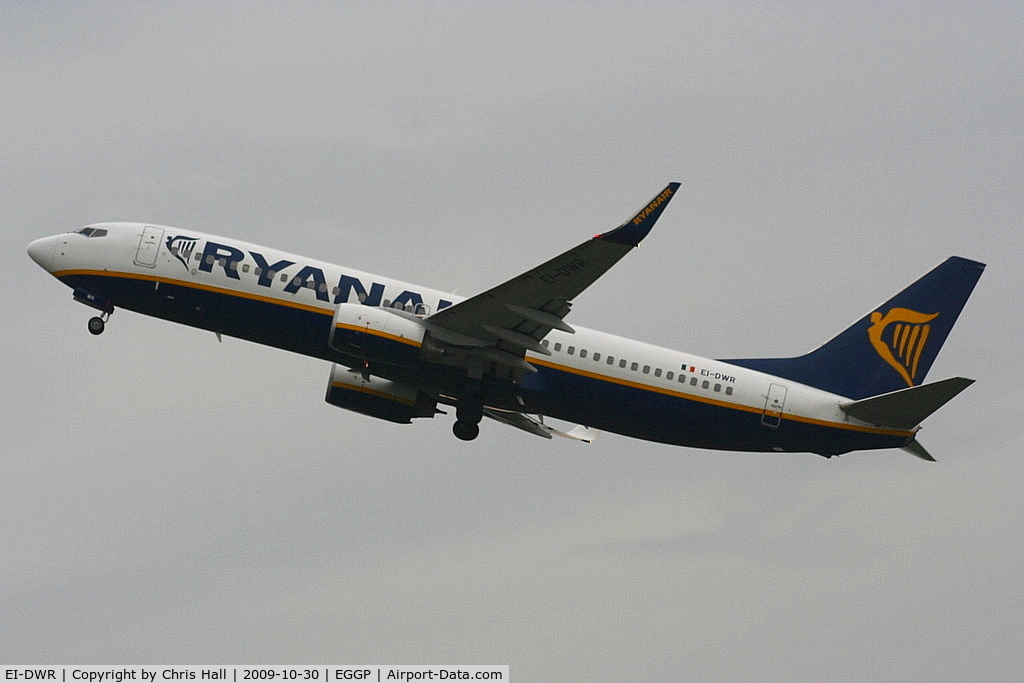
55, 268, 334, 317
63, 269, 912, 439
527, 357, 914, 438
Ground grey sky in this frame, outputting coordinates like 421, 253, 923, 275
3, 2, 1022, 679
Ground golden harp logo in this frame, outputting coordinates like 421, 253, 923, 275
867, 307, 939, 386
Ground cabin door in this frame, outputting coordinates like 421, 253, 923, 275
134, 226, 164, 268
761, 383, 788, 428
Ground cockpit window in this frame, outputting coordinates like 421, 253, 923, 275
76, 227, 108, 238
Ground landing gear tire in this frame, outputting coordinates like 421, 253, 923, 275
453, 420, 480, 441
88, 316, 106, 335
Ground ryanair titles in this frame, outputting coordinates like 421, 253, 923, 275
176, 238, 454, 312
631, 185, 675, 225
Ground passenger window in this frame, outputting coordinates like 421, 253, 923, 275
205, 255, 215, 265
242, 264, 250, 273
579, 349, 587, 359
714, 383, 721, 392
567, 346, 575, 355
630, 362, 639, 371
666, 371, 674, 380
280, 273, 288, 282
725, 386, 733, 395
592, 352, 600, 362
541, 339, 549, 348
607, 356, 615, 365
654, 368, 662, 378
642, 365, 650, 374
678, 374, 686, 383
690, 377, 698, 386
702, 380, 710, 389
619, 359, 627, 368
554, 343, 562, 352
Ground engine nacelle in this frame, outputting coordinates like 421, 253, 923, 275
325, 364, 437, 424
329, 303, 426, 366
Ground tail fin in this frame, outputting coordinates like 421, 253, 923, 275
725, 256, 985, 399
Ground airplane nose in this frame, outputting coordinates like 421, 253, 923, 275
27, 236, 57, 271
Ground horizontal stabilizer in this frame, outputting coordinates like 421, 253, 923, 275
840, 377, 974, 429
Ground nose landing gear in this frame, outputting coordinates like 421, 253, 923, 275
87, 313, 110, 335
73, 288, 114, 336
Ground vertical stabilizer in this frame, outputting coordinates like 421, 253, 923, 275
725, 257, 984, 399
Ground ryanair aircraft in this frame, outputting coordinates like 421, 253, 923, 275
27, 184, 984, 459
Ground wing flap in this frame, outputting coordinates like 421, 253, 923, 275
483, 408, 598, 442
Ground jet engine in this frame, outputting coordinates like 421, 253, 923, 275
328, 303, 427, 366
325, 364, 437, 424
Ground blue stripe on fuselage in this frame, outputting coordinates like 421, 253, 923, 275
520, 362, 908, 454
58, 269, 340, 361
58, 269, 909, 454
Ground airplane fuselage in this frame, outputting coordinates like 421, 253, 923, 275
28, 222, 915, 455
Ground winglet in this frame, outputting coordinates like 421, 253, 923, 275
598, 182, 681, 247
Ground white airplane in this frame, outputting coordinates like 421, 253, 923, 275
28, 183, 984, 459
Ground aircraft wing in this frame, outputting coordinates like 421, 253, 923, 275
424, 182, 680, 359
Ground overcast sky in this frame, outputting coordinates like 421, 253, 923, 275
3, 2, 1022, 679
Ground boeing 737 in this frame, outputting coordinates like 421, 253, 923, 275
27, 183, 984, 459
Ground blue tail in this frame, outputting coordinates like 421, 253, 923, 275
725, 256, 985, 400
